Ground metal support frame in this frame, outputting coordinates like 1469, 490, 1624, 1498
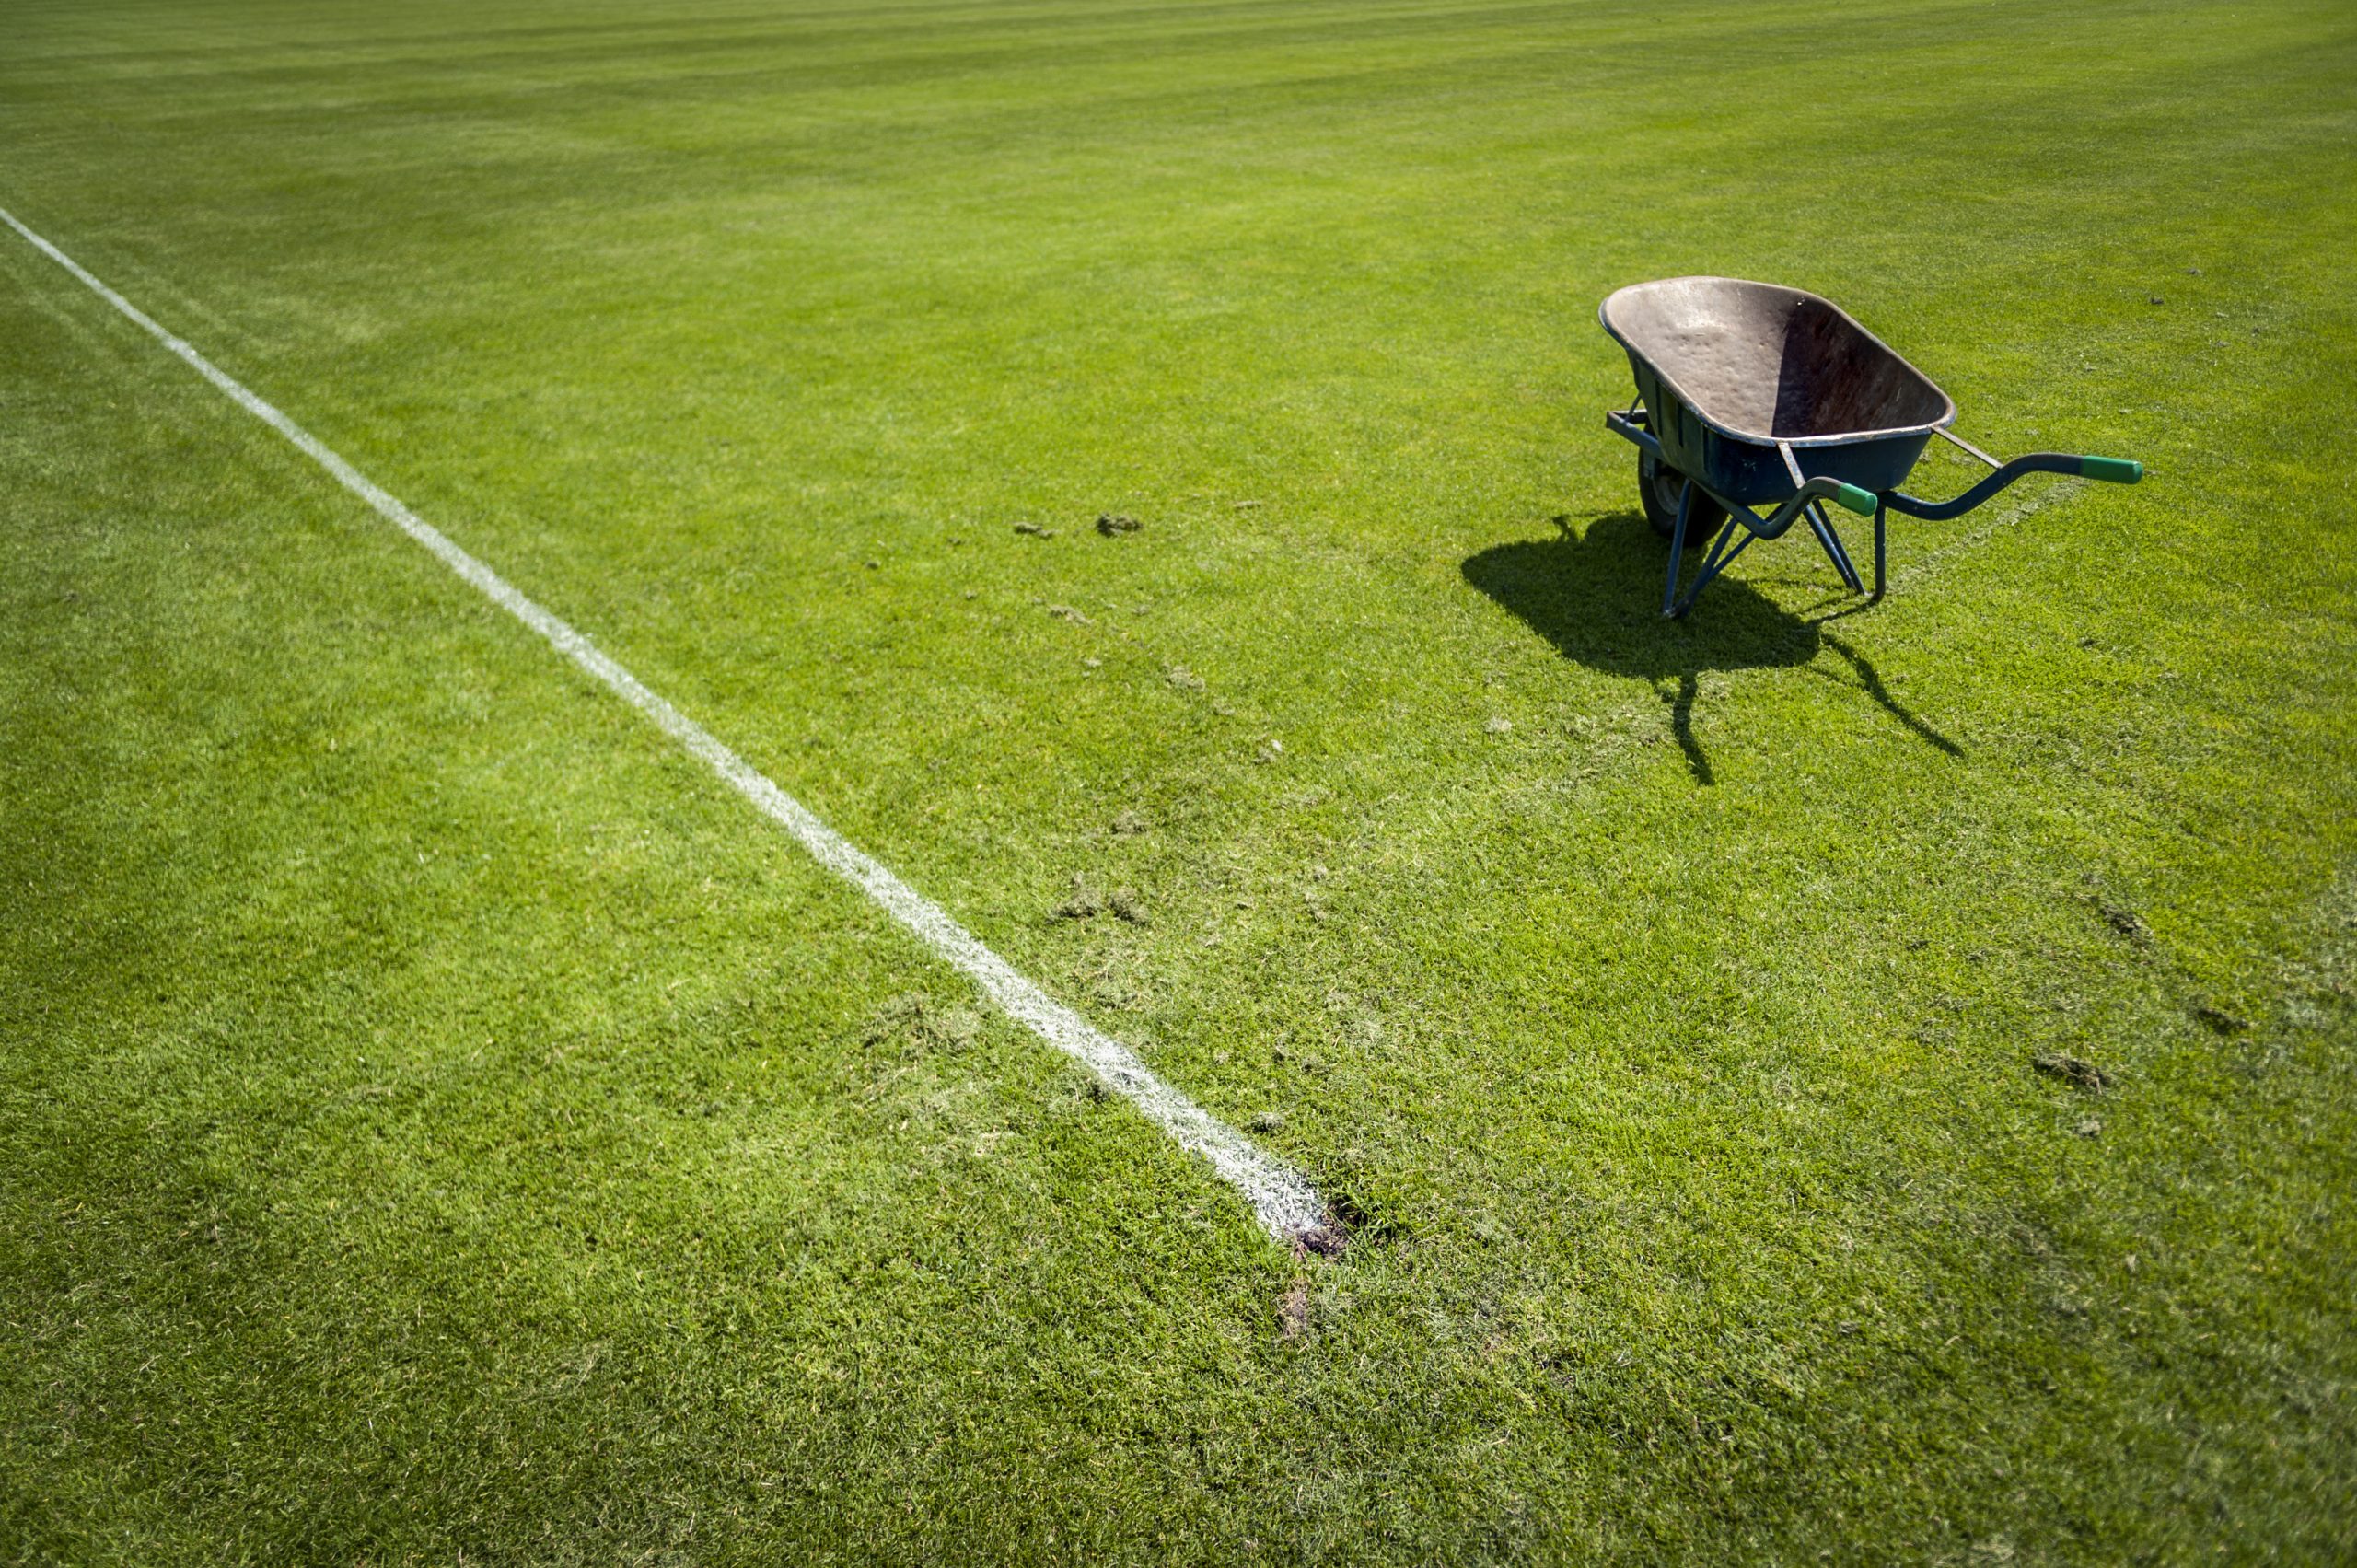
1805, 500, 1864, 594
1660, 490, 1866, 619
1872, 501, 1887, 601
1618, 408, 1868, 615
1650, 475, 1875, 619
1607, 404, 2138, 616
1662, 497, 1759, 618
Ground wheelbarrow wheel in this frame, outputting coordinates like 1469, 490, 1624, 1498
1640, 451, 1727, 544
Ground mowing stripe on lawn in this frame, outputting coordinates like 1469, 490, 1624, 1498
0, 205, 1330, 1249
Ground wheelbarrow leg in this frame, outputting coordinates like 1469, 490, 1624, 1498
1662, 478, 1694, 618
1826, 502, 1866, 592
1870, 502, 1887, 601
1805, 501, 1864, 594
1671, 514, 1751, 619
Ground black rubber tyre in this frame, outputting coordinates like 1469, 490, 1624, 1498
1640, 450, 1728, 544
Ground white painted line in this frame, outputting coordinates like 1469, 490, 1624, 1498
1890, 481, 2078, 592
1, 205, 1330, 1249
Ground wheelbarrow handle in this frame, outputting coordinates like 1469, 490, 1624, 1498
1934, 424, 2142, 487
1737, 474, 1875, 540
1819, 478, 1879, 517
1882, 452, 2143, 521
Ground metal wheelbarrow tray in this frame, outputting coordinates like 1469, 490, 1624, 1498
1598, 277, 2142, 617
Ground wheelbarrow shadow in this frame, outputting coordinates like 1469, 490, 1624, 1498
1460, 512, 1960, 784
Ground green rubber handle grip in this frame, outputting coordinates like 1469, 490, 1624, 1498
1829, 481, 1877, 517
2080, 455, 2142, 484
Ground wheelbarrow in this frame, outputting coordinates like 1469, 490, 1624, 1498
1598, 277, 2142, 617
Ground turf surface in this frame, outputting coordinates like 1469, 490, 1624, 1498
4, 0, 2355, 1560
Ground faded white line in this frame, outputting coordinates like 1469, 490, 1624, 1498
1, 205, 1329, 1247
1889, 479, 2078, 592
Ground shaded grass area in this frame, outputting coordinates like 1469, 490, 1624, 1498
4, 0, 2355, 1560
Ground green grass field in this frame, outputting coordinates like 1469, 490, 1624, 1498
5, 0, 2355, 1560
